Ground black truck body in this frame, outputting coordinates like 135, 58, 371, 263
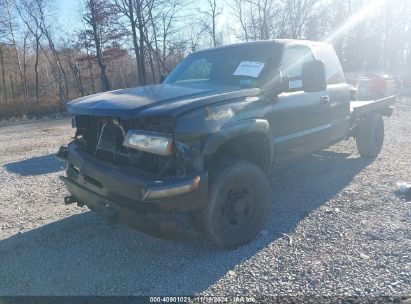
58, 39, 395, 248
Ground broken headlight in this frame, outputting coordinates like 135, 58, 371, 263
123, 131, 173, 156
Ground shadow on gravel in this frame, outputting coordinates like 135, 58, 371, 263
0, 149, 373, 295
3, 154, 64, 176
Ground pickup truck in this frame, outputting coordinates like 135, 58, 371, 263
57, 39, 395, 249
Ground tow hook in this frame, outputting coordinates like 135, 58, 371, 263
56, 146, 68, 161
64, 195, 77, 205
104, 204, 119, 225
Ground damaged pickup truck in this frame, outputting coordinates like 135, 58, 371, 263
58, 40, 395, 249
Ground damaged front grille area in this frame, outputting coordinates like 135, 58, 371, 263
95, 122, 129, 165
73, 115, 184, 176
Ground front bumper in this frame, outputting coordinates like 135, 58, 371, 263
57, 142, 208, 217
61, 175, 200, 240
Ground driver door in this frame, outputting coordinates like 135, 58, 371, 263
269, 45, 331, 167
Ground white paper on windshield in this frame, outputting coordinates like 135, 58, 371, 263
233, 61, 265, 78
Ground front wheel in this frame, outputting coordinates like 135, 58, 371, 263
355, 113, 384, 158
193, 159, 272, 250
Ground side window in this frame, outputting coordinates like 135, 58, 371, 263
312, 45, 345, 84
280, 46, 315, 90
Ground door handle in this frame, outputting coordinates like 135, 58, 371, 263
320, 96, 330, 104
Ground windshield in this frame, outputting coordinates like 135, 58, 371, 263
165, 43, 282, 89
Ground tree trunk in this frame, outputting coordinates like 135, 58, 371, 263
9, 74, 16, 103
6, 0, 27, 99
0, 47, 8, 103
136, 1, 146, 85
84, 44, 96, 94
68, 52, 85, 97
147, 41, 157, 83
34, 35, 41, 103
86, 0, 111, 92
127, 0, 144, 86
92, 22, 110, 91
22, 33, 28, 102
78, 62, 85, 96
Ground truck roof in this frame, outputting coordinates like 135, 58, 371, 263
193, 39, 332, 55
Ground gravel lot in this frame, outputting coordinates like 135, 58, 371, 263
0, 98, 410, 298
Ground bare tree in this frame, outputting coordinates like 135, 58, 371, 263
78, 30, 96, 94
16, 0, 70, 104
227, 0, 283, 41
226, 0, 249, 41
83, 0, 113, 91
201, 0, 222, 47
5, 0, 27, 98
112, 0, 148, 85
15, 0, 43, 102
0, 0, 8, 39
1, 0, 411, 115
147, 0, 186, 77
185, 22, 205, 52
284, 0, 319, 38
0, 46, 8, 102
0, 0, 9, 102
62, 44, 85, 97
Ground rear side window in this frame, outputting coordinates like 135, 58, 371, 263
280, 46, 315, 90
312, 45, 345, 84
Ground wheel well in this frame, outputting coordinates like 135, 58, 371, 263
205, 132, 271, 172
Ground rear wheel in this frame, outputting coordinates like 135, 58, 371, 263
191, 159, 271, 250
356, 113, 384, 158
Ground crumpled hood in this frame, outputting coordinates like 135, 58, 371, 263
67, 84, 259, 120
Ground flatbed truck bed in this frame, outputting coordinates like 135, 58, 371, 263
350, 96, 396, 119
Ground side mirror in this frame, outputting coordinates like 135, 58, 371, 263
160, 74, 166, 83
302, 60, 327, 92
267, 70, 289, 95
280, 75, 290, 92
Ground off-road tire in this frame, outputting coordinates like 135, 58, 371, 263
356, 113, 384, 158
191, 159, 271, 250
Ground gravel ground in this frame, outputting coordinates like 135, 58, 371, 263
0, 98, 410, 298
